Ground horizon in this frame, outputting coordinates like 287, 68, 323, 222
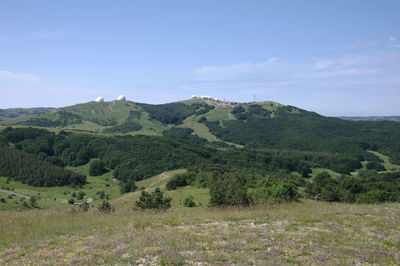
1, 0, 399, 116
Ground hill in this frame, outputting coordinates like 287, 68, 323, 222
1, 99, 400, 210
2, 98, 400, 167
338, 116, 400, 123
0, 107, 54, 122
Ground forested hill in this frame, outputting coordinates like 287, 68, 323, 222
338, 116, 400, 123
203, 104, 400, 164
2, 99, 400, 165
0, 107, 54, 122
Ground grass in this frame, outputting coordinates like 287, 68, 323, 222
368, 150, 400, 172
0, 161, 120, 211
0, 167, 190, 211
0, 201, 399, 264
310, 168, 341, 179
204, 107, 236, 122
179, 115, 219, 142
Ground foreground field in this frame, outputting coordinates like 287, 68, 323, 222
1, 201, 399, 265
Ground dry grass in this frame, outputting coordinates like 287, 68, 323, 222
1, 201, 399, 265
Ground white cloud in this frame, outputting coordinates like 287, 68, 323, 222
389, 36, 397, 43
186, 42, 400, 112
0, 70, 40, 83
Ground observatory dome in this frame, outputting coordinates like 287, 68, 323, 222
95, 96, 104, 103
117, 95, 126, 101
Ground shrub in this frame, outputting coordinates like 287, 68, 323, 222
356, 190, 394, 203
97, 190, 106, 199
267, 182, 299, 202
77, 191, 86, 200
135, 188, 172, 210
29, 197, 37, 207
97, 201, 112, 213
208, 171, 249, 206
80, 202, 89, 212
166, 174, 188, 190
366, 162, 386, 172
247, 177, 299, 204
183, 196, 196, 208
119, 179, 137, 193
68, 198, 75, 204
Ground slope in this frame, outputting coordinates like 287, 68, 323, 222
0, 107, 54, 122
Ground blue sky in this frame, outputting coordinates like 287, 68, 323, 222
0, 0, 399, 116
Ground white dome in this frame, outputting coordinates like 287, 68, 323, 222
117, 95, 126, 101
95, 96, 104, 103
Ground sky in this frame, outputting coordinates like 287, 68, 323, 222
0, 0, 399, 116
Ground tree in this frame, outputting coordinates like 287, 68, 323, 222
135, 188, 171, 210
119, 179, 137, 193
89, 160, 108, 176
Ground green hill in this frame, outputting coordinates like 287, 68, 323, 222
2, 98, 400, 164
339, 116, 400, 122
0, 107, 54, 122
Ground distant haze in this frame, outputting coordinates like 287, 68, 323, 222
0, 0, 399, 116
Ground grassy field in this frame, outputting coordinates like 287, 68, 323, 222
0, 160, 121, 211
1, 153, 400, 264
368, 150, 400, 172
0, 201, 399, 265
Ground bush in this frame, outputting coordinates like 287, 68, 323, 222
267, 182, 299, 202
183, 196, 196, 208
89, 160, 108, 176
247, 177, 299, 204
356, 190, 396, 203
97, 190, 106, 199
135, 188, 172, 210
119, 179, 137, 193
97, 201, 112, 213
366, 162, 386, 172
77, 191, 86, 200
208, 172, 249, 206
29, 197, 37, 207
80, 202, 89, 212
305, 172, 339, 201
166, 174, 189, 190
68, 198, 75, 204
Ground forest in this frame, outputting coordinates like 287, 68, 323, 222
1, 126, 399, 205
204, 105, 400, 164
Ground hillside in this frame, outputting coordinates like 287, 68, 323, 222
339, 116, 400, 123
0, 107, 54, 122
1, 99, 400, 211
2, 98, 400, 163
